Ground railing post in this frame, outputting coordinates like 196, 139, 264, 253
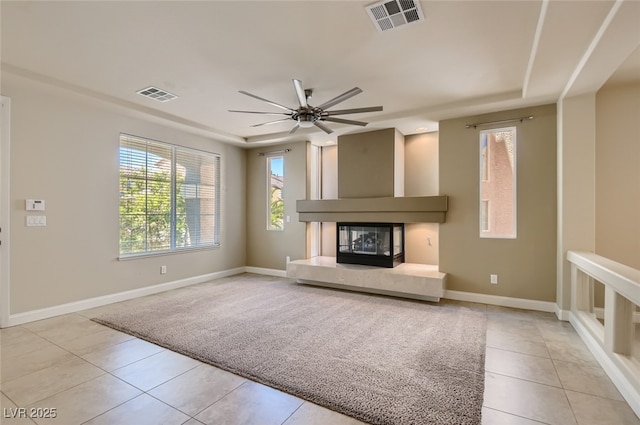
604, 286, 634, 355
571, 264, 594, 313
567, 250, 640, 418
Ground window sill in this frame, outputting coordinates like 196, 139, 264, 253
118, 244, 220, 260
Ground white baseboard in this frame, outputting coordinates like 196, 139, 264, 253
555, 306, 571, 321
6, 267, 246, 327
5, 268, 570, 327
444, 290, 558, 314
244, 266, 287, 278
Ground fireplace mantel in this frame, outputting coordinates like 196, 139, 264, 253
296, 195, 448, 223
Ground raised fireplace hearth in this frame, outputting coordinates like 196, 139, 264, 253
337, 223, 404, 268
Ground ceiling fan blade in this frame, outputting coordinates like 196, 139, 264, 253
289, 123, 300, 134
238, 91, 295, 112
323, 117, 368, 126
292, 79, 307, 108
313, 120, 334, 134
229, 110, 291, 116
250, 118, 293, 127
324, 106, 383, 115
316, 87, 363, 110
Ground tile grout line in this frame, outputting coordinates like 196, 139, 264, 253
541, 323, 580, 425
485, 343, 553, 360
483, 369, 564, 390
481, 406, 552, 425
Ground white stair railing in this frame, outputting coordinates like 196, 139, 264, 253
567, 250, 640, 418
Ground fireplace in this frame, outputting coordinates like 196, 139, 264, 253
337, 223, 404, 268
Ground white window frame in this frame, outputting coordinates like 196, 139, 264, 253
479, 126, 517, 239
119, 133, 221, 257
481, 199, 490, 233
267, 155, 284, 231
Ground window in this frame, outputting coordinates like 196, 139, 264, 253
479, 127, 516, 238
119, 134, 220, 256
267, 156, 284, 230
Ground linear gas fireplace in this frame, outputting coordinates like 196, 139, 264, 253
337, 223, 404, 268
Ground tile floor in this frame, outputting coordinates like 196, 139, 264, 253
1, 275, 639, 425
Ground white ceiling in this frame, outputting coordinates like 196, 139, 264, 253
2, 1, 639, 147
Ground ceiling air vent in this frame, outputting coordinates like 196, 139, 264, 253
366, 0, 424, 32
136, 86, 178, 102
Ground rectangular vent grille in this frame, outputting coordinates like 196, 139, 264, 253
136, 86, 178, 102
366, 0, 424, 32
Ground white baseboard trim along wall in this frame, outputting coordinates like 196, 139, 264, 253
5, 267, 246, 327
244, 267, 288, 278
6, 267, 563, 327
444, 289, 558, 314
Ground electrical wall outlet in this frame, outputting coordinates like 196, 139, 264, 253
161, 265, 167, 274
490, 274, 498, 284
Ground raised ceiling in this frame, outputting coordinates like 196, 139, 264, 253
2, 1, 639, 146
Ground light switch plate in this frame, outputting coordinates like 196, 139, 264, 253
26, 216, 46, 226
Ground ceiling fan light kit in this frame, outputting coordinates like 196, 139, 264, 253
229, 79, 383, 135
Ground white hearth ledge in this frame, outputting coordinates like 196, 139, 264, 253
286, 256, 446, 302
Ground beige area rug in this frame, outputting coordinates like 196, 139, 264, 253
93, 274, 487, 425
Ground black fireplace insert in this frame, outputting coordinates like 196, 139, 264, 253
337, 223, 404, 268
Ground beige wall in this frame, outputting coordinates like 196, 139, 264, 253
405, 132, 438, 195
337, 128, 401, 198
246, 142, 307, 270
404, 132, 439, 265
321, 145, 338, 200
439, 104, 557, 301
2, 71, 634, 320
596, 82, 640, 269
2, 73, 246, 314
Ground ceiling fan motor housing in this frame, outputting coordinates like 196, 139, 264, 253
294, 108, 319, 127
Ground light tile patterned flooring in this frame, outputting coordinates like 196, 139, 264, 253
1, 275, 639, 425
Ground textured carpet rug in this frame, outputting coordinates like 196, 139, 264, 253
93, 274, 487, 425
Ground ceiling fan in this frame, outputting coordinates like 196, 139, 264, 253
229, 79, 383, 134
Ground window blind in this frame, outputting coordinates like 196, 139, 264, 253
119, 134, 220, 256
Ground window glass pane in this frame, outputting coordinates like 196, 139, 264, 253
119, 134, 220, 256
176, 148, 219, 247
479, 127, 516, 238
267, 156, 284, 230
